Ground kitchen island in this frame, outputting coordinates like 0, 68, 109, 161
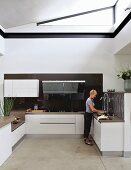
92, 114, 124, 156
0, 116, 15, 166
0, 115, 25, 166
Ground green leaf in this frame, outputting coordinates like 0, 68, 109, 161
0, 97, 15, 116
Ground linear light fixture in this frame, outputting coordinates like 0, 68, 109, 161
42, 80, 86, 83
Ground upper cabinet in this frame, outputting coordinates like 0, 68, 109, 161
0, 35, 5, 56
4, 79, 39, 97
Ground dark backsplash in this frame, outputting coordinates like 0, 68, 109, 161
5, 73, 103, 112
103, 92, 124, 119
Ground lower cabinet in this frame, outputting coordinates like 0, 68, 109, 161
75, 115, 84, 134
0, 124, 12, 166
11, 123, 25, 147
93, 118, 124, 153
0, 123, 25, 166
93, 118, 101, 149
25, 114, 84, 135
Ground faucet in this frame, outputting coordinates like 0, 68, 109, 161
100, 93, 110, 113
103, 93, 110, 113
100, 97, 104, 110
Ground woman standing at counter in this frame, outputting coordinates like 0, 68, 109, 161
84, 89, 102, 145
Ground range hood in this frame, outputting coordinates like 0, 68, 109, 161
42, 80, 85, 94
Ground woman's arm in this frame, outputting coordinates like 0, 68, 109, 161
89, 104, 101, 113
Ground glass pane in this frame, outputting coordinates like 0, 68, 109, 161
43, 82, 63, 93
44, 8, 113, 26
64, 82, 78, 93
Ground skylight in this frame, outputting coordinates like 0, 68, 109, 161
43, 8, 113, 26
37, 0, 118, 26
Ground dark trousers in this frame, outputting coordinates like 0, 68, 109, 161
84, 112, 93, 138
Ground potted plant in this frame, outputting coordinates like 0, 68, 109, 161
0, 97, 15, 117
117, 68, 131, 92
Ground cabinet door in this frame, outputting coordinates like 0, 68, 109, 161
12, 79, 39, 97
0, 124, 12, 166
25, 115, 76, 134
101, 123, 123, 151
4, 79, 39, 97
93, 118, 101, 149
76, 115, 84, 134
4, 80, 13, 97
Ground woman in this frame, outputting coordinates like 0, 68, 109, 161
84, 89, 102, 145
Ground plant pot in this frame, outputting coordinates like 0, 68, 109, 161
124, 79, 131, 92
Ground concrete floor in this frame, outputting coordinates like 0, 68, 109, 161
1, 137, 131, 170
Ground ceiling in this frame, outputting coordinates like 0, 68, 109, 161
0, 0, 117, 29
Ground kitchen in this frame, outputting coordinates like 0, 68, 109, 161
0, 0, 131, 169
0, 73, 131, 163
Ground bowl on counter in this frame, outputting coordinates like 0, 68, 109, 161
97, 110, 107, 116
12, 117, 21, 124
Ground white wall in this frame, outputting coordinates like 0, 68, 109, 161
114, 19, 131, 54
5, 23, 113, 33
115, 0, 131, 27
0, 35, 5, 101
0, 37, 130, 95
0, 35, 5, 56
0, 13, 131, 99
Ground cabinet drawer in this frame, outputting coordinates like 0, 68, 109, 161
26, 122, 75, 134
25, 115, 76, 134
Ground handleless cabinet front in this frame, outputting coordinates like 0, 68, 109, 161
25, 115, 76, 134
4, 79, 39, 97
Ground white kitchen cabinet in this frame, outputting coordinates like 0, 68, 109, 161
75, 115, 84, 134
4, 79, 39, 97
0, 124, 12, 166
11, 123, 25, 147
0, 35, 5, 56
123, 93, 131, 157
93, 118, 124, 154
4, 80, 13, 97
26, 114, 76, 134
93, 118, 101, 149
